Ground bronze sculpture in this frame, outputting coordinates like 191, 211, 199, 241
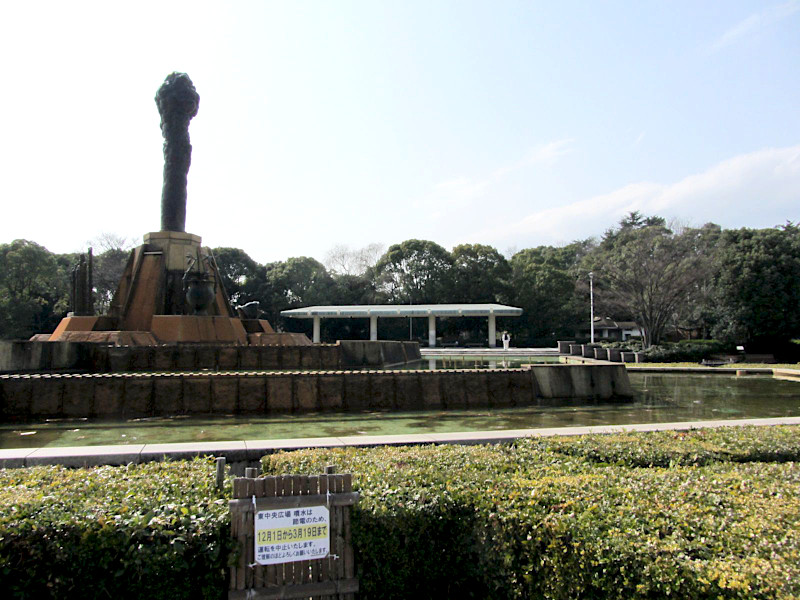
155, 72, 199, 232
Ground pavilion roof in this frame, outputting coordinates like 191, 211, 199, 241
281, 303, 523, 318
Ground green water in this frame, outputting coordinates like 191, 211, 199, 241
2, 373, 799, 449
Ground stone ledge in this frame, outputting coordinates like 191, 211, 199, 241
25, 444, 146, 468
3, 416, 799, 470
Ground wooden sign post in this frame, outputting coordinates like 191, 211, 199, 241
229, 466, 359, 599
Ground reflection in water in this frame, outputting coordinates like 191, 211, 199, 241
402, 356, 558, 370
2, 374, 799, 448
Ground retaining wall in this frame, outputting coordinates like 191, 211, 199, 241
0, 340, 421, 373
0, 364, 632, 421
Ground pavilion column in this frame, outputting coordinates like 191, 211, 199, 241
369, 315, 378, 341
428, 315, 436, 347
312, 316, 321, 344
488, 313, 496, 347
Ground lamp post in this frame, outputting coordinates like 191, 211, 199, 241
588, 272, 595, 344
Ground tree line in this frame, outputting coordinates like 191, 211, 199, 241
2, 213, 799, 353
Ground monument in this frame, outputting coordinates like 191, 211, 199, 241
44, 73, 304, 346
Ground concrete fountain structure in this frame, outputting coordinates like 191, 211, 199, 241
0, 73, 633, 422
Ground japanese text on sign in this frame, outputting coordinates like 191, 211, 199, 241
254, 505, 330, 565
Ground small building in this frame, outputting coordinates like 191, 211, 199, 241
577, 317, 642, 342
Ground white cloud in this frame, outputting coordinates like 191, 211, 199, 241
492, 138, 574, 178
433, 177, 491, 198
417, 138, 574, 217
710, 0, 800, 52
525, 138, 574, 165
476, 145, 800, 246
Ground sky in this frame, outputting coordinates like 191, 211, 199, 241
1, 1, 798, 264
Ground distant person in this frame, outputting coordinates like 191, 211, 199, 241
502, 331, 511, 351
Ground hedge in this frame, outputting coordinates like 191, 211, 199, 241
526, 425, 800, 467
596, 339, 740, 363
0, 459, 232, 599
641, 340, 736, 363
264, 426, 800, 599
1, 427, 799, 599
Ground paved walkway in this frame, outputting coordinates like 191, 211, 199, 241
2, 416, 799, 469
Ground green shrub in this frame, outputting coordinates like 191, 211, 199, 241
0, 458, 232, 599
527, 425, 800, 467
493, 460, 799, 599
644, 340, 736, 362
600, 339, 643, 350
264, 427, 800, 599
676, 338, 723, 346
641, 340, 736, 363
2, 428, 799, 599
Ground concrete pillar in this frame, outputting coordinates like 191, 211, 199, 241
428, 315, 436, 347
312, 316, 321, 344
488, 313, 496, 348
557, 340, 576, 353
369, 315, 378, 341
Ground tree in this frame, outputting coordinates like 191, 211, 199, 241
668, 223, 722, 339
374, 240, 453, 304
711, 224, 800, 349
510, 244, 585, 343
81, 233, 137, 314
583, 217, 710, 348
258, 257, 336, 331
211, 247, 263, 306
602, 211, 666, 242
450, 244, 511, 303
0, 240, 66, 339
327, 273, 378, 306
275, 257, 335, 306
324, 243, 384, 276
89, 248, 130, 314
87, 233, 135, 254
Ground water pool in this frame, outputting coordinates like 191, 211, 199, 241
2, 373, 799, 448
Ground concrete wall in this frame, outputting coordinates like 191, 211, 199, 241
0, 340, 422, 373
337, 340, 421, 367
557, 340, 575, 353
0, 364, 632, 421
0, 341, 95, 372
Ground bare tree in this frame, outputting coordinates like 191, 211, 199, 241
586, 217, 711, 348
324, 243, 384, 276
85, 232, 136, 253
83, 233, 136, 314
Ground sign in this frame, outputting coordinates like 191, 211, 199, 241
254, 505, 330, 565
